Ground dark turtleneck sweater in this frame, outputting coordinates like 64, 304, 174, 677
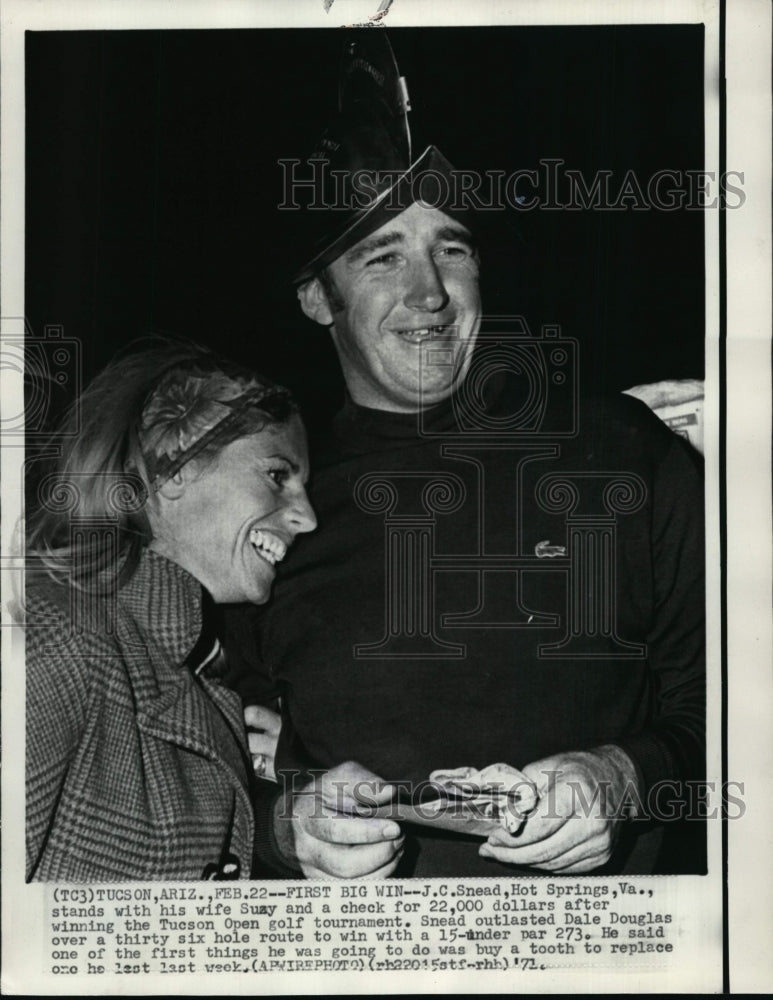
226, 379, 705, 876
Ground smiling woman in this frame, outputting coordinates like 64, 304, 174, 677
138, 363, 316, 606
149, 424, 314, 606
23, 339, 317, 881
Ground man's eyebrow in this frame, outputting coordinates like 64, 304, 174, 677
344, 222, 477, 267
344, 231, 404, 266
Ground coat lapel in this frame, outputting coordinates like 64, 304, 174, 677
123, 550, 252, 788
137, 672, 225, 760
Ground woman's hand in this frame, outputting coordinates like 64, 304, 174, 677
243, 703, 281, 782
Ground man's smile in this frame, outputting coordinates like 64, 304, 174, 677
393, 323, 457, 343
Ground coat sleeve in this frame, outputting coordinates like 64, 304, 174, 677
250, 778, 305, 878
25, 596, 93, 880
613, 435, 706, 797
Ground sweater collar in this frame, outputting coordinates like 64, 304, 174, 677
328, 393, 459, 457
326, 372, 511, 457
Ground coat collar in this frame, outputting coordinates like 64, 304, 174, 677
123, 550, 251, 778
120, 547, 204, 669
31, 548, 250, 778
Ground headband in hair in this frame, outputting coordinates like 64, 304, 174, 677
139, 367, 292, 492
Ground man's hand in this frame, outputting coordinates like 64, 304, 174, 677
624, 378, 704, 454
479, 746, 640, 873
274, 761, 404, 879
244, 704, 281, 782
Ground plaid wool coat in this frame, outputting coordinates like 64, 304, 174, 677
26, 548, 259, 881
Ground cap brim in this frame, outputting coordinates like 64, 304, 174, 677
292, 145, 472, 285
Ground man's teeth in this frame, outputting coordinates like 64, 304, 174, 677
397, 325, 449, 342
248, 528, 287, 566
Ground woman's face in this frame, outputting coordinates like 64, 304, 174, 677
150, 415, 316, 604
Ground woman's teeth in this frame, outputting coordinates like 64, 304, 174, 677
249, 528, 287, 565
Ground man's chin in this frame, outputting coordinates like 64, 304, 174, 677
375, 388, 454, 413
413, 380, 462, 409
359, 378, 460, 413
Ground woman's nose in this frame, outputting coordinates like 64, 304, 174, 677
285, 488, 317, 534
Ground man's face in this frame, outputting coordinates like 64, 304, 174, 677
301, 202, 481, 412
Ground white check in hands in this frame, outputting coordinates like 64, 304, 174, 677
472, 746, 640, 873
279, 749, 638, 878
244, 707, 637, 876
429, 762, 539, 833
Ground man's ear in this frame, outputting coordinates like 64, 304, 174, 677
297, 278, 334, 327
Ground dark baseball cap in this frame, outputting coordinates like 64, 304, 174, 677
292, 33, 471, 285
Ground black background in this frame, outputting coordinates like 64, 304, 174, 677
26, 25, 705, 429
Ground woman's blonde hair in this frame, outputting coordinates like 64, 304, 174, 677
26, 337, 296, 589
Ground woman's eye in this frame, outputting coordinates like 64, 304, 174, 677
267, 467, 289, 487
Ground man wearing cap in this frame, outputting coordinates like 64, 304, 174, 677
232, 37, 704, 879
